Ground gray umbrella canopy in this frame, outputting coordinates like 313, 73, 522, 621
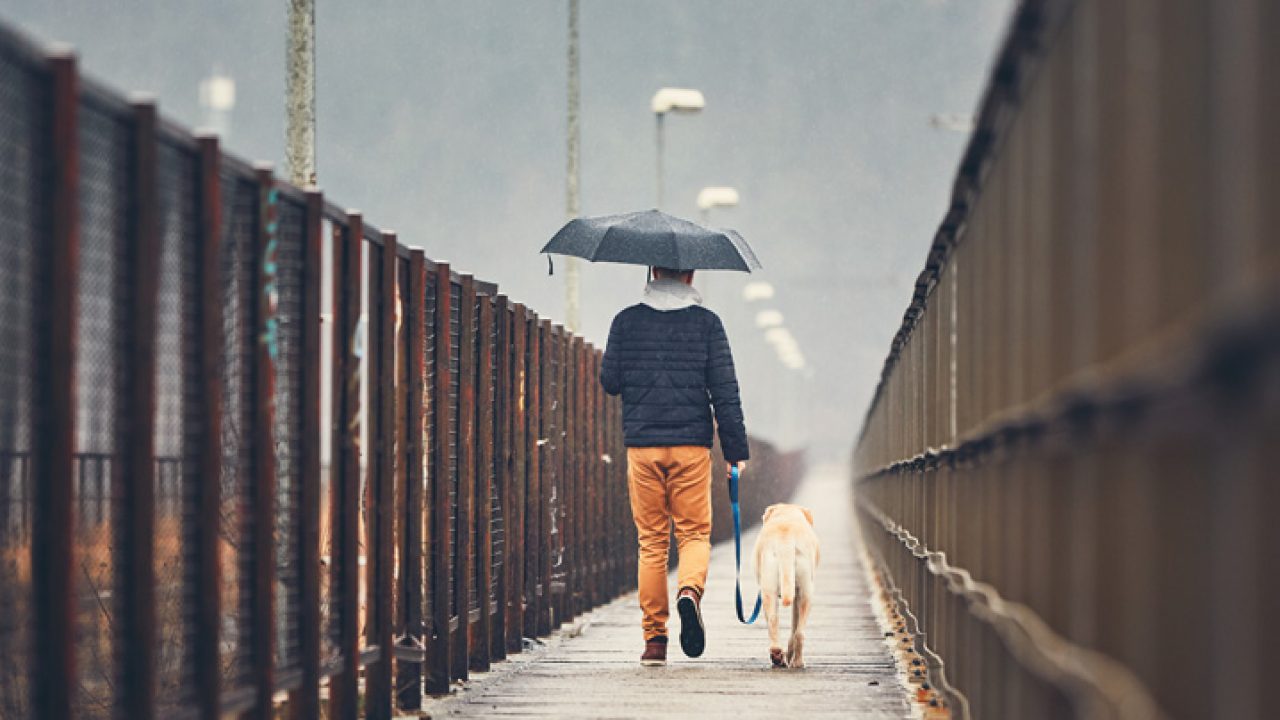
542, 209, 762, 272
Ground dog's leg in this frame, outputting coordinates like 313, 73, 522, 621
762, 591, 784, 667
787, 558, 813, 669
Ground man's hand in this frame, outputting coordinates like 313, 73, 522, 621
727, 461, 747, 476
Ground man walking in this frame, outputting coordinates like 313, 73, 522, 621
600, 267, 749, 666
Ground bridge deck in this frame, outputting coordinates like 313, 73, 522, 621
422, 467, 910, 719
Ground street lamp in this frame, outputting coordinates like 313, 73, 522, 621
697, 186, 739, 225
652, 88, 704, 209
742, 282, 774, 301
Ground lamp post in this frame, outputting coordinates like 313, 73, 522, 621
565, 0, 581, 331
695, 186, 738, 303
696, 186, 739, 226
651, 88, 704, 209
285, 0, 315, 185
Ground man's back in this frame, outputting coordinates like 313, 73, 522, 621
600, 282, 749, 463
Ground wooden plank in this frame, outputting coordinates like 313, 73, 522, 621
426, 263, 453, 695
398, 250, 427, 709
290, 188, 323, 720
329, 214, 363, 719
192, 134, 223, 720
31, 50, 79, 720
506, 304, 528, 654
523, 315, 542, 640
118, 98, 162, 720
472, 295, 494, 671
248, 165, 278, 720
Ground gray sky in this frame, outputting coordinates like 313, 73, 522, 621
5, 0, 1013, 462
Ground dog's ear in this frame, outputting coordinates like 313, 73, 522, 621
762, 504, 778, 523
801, 507, 814, 526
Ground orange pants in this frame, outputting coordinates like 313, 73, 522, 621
626, 446, 713, 641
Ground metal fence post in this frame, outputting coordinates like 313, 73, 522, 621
329, 213, 362, 718
290, 188, 323, 719
398, 249, 427, 708
247, 165, 278, 720
472, 293, 494, 672
523, 313, 542, 639
426, 262, 453, 695
31, 49, 79, 720
508, 304, 529, 653
490, 295, 510, 662
453, 274, 476, 681
118, 98, 162, 720
191, 134, 223, 720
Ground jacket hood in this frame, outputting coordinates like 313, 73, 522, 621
641, 278, 703, 311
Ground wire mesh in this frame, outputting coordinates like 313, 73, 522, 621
73, 95, 131, 720
152, 135, 199, 712
218, 172, 258, 690
448, 280, 460, 618
548, 335, 565, 588
488, 302, 502, 608
324, 220, 348, 666
273, 195, 305, 672
469, 295, 480, 614
0, 42, 47, 720
422, 270, 436, 630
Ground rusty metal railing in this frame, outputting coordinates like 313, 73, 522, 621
0, 16, 808, 720
0, 17, 642, 720
854, 1, 1278, 718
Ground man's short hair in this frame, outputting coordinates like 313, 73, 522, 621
652, 266, 694, 281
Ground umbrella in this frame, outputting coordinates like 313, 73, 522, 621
542, 209, 762, 272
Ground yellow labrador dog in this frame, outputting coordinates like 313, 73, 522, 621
753, 503, 820, 668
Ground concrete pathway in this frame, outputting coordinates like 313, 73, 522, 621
421, 465, 911, 719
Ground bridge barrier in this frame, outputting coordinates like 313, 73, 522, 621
0, 18, 805, 719
854, 1, 1278, 718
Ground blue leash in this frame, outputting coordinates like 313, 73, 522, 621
729, 466, 763, 624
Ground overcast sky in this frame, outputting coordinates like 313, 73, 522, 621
5, 0, 1013, 462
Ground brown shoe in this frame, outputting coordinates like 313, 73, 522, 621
676, 587, 705, 658
641, 635, 668, 666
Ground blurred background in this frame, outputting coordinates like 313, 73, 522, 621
4, 0, 1013, 462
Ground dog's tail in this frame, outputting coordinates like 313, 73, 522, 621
779, 536, 797, 607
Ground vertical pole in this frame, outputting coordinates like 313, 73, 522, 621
473, 296, 494, 671
490, 296, 509, 661
427, 263, 453, 695
454, 276, 476, 680
291, 189, 323, 719
193, 135, 223, 720
655, 112, 665, 209
399, 250, 427, 709
540, 323, 557, 636
285, 0, 316, 186
330, 214, 362, 719
564, 0, 581, 332
561, 337, 576, 619
365, 232, 397, 720
507, 305, 528, 653
249, 165, 278, 720
32, 50, 79, 720
120, 98, 162, 720
523, 316, 542, 640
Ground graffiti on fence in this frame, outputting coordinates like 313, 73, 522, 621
260, 185, 281, 364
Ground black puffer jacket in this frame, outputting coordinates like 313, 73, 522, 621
599, 302, 749, 462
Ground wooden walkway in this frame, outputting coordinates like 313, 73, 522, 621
420, 465, 911, 719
